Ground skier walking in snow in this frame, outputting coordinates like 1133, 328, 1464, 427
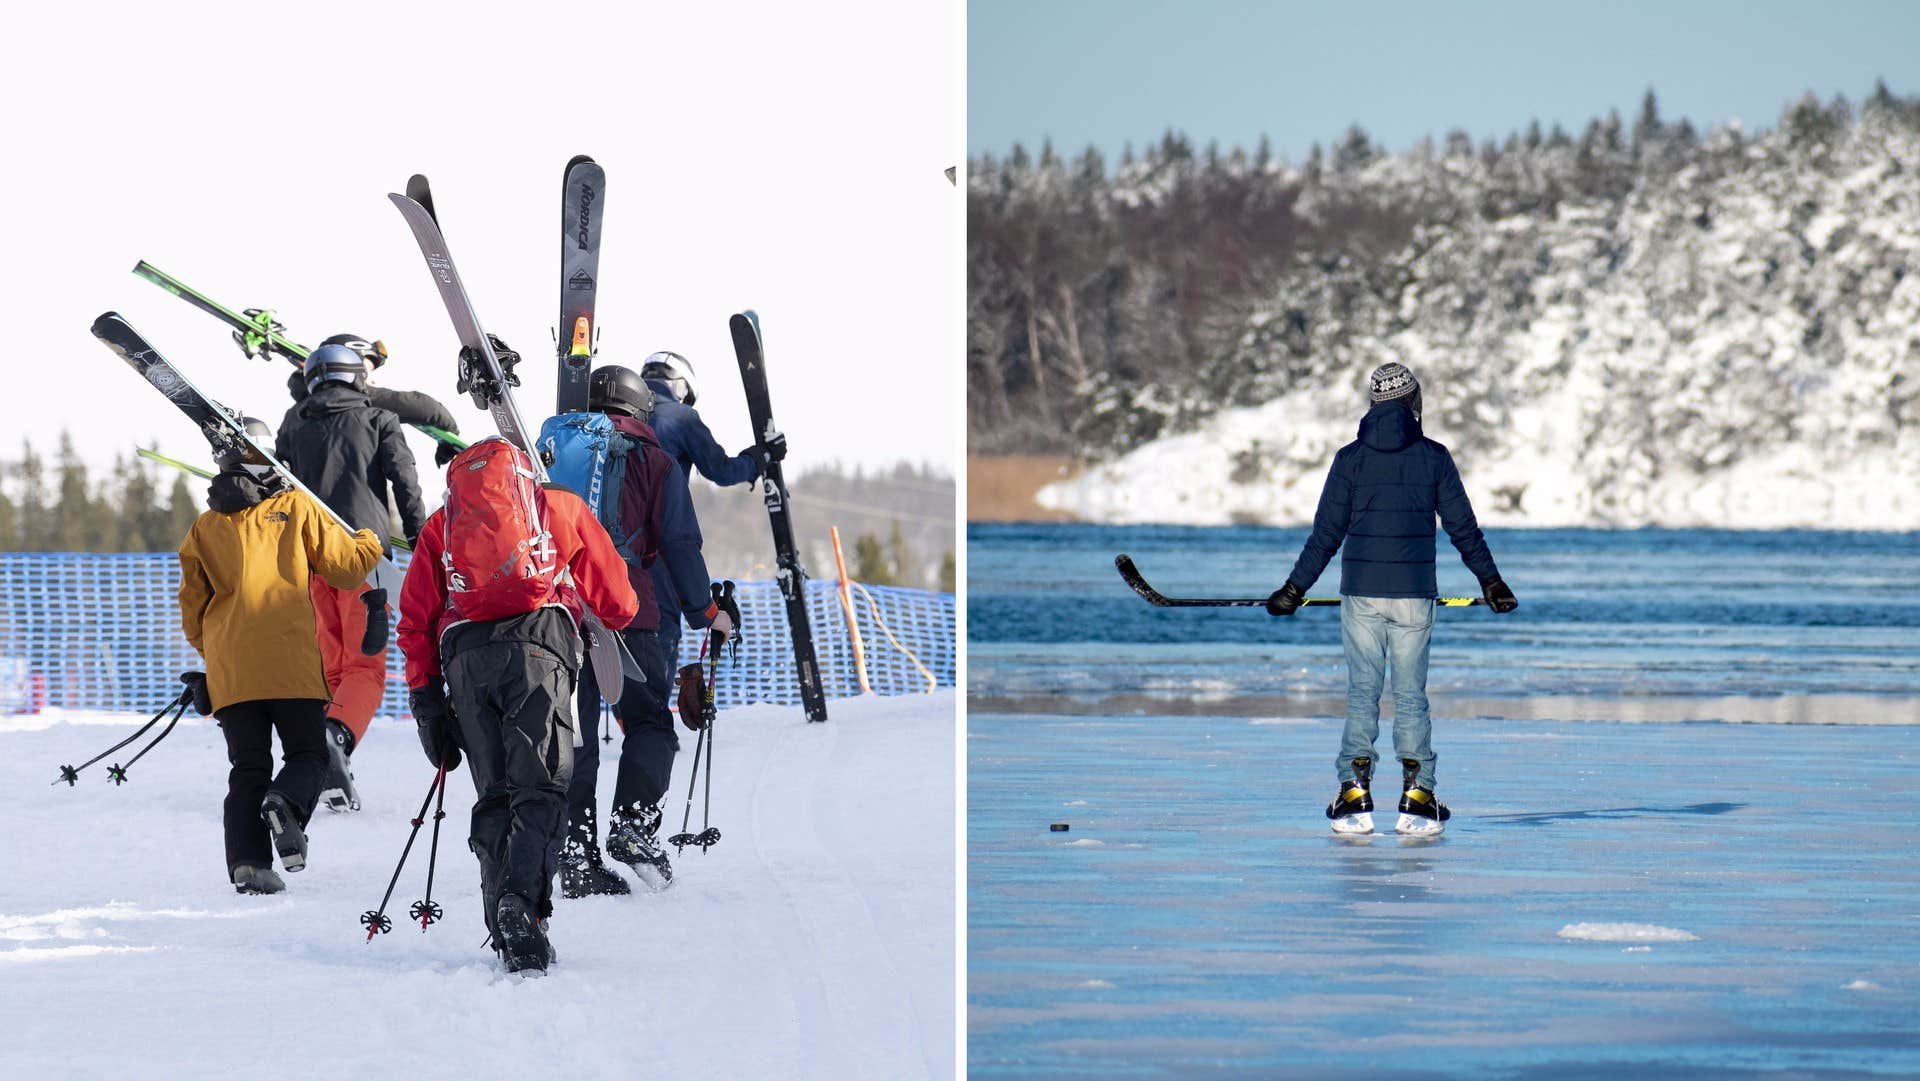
275, 338, 431, 813
549, 365, 733, 897
176, 417, 384, 893
396, 436, 638, 974
1267, 363, 1519, 835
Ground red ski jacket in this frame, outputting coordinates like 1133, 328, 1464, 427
396, 483, 639, 688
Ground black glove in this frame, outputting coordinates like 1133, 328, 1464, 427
762, 431, 787, 464
181, 671, 213, 717
410, 678, 462, 771
1266, 581, 1305, 617
359, 589, 390, 655
1482, 578, 1519, 614
434, 439, 461, 467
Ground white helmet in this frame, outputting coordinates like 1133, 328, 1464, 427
640, 351, 697, 406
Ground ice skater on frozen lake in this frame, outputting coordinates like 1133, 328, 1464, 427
1266, 362, 1520, 835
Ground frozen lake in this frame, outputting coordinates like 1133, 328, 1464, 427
970, 713, 1920, 1078
969, 524, 1920, 1077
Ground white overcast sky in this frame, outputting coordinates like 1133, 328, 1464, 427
1, 0, 959, 480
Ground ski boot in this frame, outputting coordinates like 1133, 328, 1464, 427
231, 863, 285, 895
259, 791, 308, 872
559, 837, 632, 899
319, 718, 361, 813
1326, 756, 1375, 834
494, 893, 550, 977
605, 805, 673, 892
1396, 759, 1451, 836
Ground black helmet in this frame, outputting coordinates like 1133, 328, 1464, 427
319, 333, 389, 369
212, 416, 274, 472
589, 366, 656, 420
304, 343, 367, 392
640, 350, 697, 406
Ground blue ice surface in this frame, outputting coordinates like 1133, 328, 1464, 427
969, 525, 1920, 1078
969, 714, 1920, 1079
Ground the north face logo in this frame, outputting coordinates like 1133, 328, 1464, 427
266, 511, 289, 522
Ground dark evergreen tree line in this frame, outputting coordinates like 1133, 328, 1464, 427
0, 434, 201, 552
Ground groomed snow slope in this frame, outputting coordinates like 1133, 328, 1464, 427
0, 692, 955, 1081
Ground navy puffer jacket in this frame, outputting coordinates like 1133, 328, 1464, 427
1286, 400, 1500, 598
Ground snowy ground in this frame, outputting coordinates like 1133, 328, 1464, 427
0, 691, 956, 1081
970, 712, 1920, 1079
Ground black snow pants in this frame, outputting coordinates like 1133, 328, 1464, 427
566, 623, 676, 848
217, 698, 328, 875
446, 640, 576, 935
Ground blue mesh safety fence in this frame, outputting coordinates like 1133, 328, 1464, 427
0, 553, 954, 718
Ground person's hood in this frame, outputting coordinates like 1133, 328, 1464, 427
206, 469, 287, 513
607, 412, 663, 448
297, 380, 368, 417
1357, 399, 1422, 452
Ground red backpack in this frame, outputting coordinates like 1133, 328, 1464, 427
440, 438, 560, 621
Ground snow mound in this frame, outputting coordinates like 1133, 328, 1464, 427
1559, 922, 1698, 943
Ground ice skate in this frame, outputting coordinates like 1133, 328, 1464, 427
1326, 756, 1375, 834
1395, 759, 1451, 835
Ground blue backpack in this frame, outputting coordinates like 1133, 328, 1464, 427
537, 412, 640, 562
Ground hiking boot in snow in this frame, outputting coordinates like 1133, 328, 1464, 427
319, 718, 360, 813
606, 806, 673, 892
1326, 756, 1375, 834
1395, 759, 1451, 836
260, 791, 308, 872
560, 838, 631, 899
231, 863, 285, 895
494, 893, 550, 976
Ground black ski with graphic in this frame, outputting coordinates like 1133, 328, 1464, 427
388, 175, 641, 697
557, 155, 604, 413
729, 311, 828, 723
91, 312, 403, 597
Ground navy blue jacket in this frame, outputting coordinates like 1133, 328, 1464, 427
1286, 400, 1500, 598
600, 414, 715, 632
644, 378, 759, 488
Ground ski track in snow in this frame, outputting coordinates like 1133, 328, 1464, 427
0, 692, 955, 1081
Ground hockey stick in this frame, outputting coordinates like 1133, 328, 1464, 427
1114, 554, 1487, 608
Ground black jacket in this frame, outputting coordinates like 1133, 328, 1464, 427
1287, 400, 1500, 598
275, 383, 427, 552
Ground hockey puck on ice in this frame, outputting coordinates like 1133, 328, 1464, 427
1050, 823, 1069, 832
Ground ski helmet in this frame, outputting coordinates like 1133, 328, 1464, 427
640, 351, 697, 406
319, 333, 389, 370
304, 343, 367, 391
589, 365, 656, 420
211, 416, 274, 475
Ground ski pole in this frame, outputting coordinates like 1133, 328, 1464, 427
693, 645, 722, 852
53, 676, 194, 787
409, 765, 450, 930
104, 695, 190, 786
362, 767, 444, 940
669, 638, 712, 853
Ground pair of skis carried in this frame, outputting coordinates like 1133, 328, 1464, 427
441, 160, 829, 722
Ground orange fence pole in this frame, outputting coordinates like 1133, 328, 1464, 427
830, 526, 871, 695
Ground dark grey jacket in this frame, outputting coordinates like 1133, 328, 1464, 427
275, 383, 428, 553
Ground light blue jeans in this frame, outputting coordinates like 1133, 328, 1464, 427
1339, 596, 1436, 788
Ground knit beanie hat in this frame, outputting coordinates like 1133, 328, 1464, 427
1368, 362, 1419, 403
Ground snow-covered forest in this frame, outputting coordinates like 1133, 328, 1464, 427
970, 85, 1920, 527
